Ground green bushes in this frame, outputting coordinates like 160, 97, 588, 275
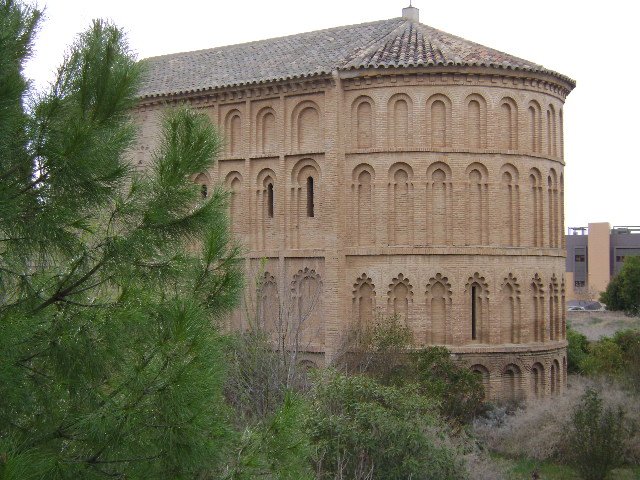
410, 347, 485, 425
567, 325, 590, 373
614, 330, 640, 391
568, 327, 640, 391
309, 371, 467, 480
223, 393, 313, 480
566, 388, 629, 480
338, 315, 485, 425
580, 338, 625, 376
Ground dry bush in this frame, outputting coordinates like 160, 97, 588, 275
463, 450, 507, 480
568, 310, 639, 341
473, 375, 640, 464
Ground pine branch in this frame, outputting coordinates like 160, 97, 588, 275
32, 258, 104, 312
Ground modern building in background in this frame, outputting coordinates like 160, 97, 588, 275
566, 223, 640, 300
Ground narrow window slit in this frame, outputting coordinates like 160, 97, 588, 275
471, 285, 477, 340
306, 176, 314, 217
267, 183, 274, 218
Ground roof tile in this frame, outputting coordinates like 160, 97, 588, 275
139, 18, 574, 98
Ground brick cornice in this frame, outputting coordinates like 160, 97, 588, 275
339, 68, 573, 101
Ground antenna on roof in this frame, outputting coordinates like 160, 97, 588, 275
402, 2, 419, 22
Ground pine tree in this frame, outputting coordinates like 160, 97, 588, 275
0, 1, 242, 478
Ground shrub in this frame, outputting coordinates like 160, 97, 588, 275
612, 329, 640, 392
612, 329, 640, 353
565, 388, 628, 480
338, 316, 484, 425
224, 330, 291, 425
223, 393, 313, 480
473, 376, 640, 465
410, 347, 485, 425
337, 313, 414, 383
309, 370, 467, 480
581, 338, 625, 376
567, 325, 590, 373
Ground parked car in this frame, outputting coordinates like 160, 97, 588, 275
568, 306, 586, 312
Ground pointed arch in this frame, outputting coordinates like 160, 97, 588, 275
352, 164, 375, 246
388, 163, 414, 245
426, 162, 453, 245
426, 94, 452, 148
426, 273, 452, 344
549, 274, 560, 341
531, 274, 545, 342
466, 273, 489, 343
258, 272, 279, 338
500, 274, 521, 344
388, 274, 413, 324
353, 274, 376, 330
465, 162, 489, 245
388, 93, 412, 149
500, 163, 520, 246
352, 96, 374, 149
499, 97, 518, 150
290, 267, 323, 347
465, 93, 487, 149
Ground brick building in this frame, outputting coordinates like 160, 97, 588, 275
134, 6, 575, 400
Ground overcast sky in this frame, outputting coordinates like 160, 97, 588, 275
24, 0, 639, 230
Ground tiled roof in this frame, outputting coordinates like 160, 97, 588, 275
139, 17, 574, 98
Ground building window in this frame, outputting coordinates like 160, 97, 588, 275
616, 255, 625, 263
306, 176, 314, 217
267, 183, 274, 218
575, 281, 585, 288
574, 254, 585, 262
201, 184, 208, 199
471, 286, 477, 340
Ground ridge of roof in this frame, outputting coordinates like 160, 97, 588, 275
138, 16, 575, 99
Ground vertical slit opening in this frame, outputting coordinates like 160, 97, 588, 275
267, 183, 274, 218
306, 176, 314, 217
471, 285, 477, 340
201, 184, 208, 199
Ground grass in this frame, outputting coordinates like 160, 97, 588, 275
568, 311, 640, 341
493, 455, 640, 480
